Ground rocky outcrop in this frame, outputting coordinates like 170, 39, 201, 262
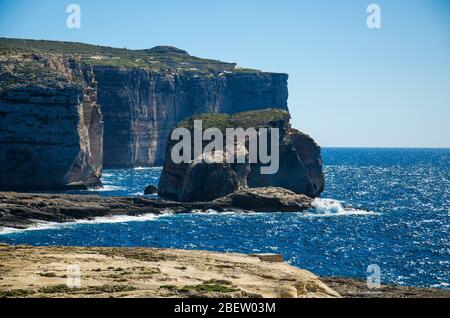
0, 53, 103, 190
247, 129, 324, 196
0, 188, 313, 229
216, 187, 313, 212
320, 277, 450, 298
158, 109, 324, 202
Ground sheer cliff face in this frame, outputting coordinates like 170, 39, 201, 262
0, 54, 103, 190
0, 38, 289, 189
93, 67, 288, 167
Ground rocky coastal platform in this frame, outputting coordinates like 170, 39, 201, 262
0, 187, 313, 229
0, 244, 339, 298
1, 244, 448, 298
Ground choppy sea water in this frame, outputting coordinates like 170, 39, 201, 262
0, 148, 449, 289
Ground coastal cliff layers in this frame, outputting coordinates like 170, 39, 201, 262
95, 66, 288, 167
0, 38, 288, 189
0, 52, 103, 190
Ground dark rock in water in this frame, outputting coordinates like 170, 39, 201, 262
0, 187, 313, 229
143, 185, 158, 195
158, 109, 324, 202
289, 129, 324, 194
178, 162, 250, 202
216, 187, 313, 212
247, 129, 324, 197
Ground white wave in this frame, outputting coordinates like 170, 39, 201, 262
191, 209, 239, 215
306, 198, 379, 217
87, 185, 125, 192
0, 222, 62, 235
0, 213, 169, 235
430, 282, 450, 289
73, 213, 164, 225
0, 199, 377, 235
133, 167, 154, 170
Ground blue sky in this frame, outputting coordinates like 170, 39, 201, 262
1, 0, 449, 147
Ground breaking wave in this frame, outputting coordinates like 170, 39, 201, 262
0, 213, 168, 235
307, 198, 379, 217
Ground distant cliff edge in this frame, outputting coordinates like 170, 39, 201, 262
0, 38, 288, 190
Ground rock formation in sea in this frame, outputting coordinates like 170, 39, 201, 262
0, 38, 288, 190
158, 109, 324, 202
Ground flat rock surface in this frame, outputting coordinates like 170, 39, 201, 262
0, 244, 339, 298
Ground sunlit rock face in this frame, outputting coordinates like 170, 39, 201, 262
94, 67, 288, 167
0, 53, 103, 190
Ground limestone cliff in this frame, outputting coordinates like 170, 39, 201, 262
0, 52, 103, 190
0, 38, 288, 181
94, 67, 288, 166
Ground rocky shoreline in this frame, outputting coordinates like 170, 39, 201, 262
321, 277, 450, 298
0, 187, 313, 229
0, 244, 339, 298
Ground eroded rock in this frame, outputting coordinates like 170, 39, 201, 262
158, 109, 324, 202
144, 185, 158, 195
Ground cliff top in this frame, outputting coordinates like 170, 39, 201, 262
177, 108, 291, 130
0, 37, 261, 74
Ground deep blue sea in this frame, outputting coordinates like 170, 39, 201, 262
1, 148, 449, 289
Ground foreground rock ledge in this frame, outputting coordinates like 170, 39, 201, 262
0, 187, 313, 229
0, 245, 339, 298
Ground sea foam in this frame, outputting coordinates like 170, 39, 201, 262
0, 213, 168, 235
308, 198, 379, 217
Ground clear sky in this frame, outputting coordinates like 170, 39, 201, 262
1, 0, 449, 147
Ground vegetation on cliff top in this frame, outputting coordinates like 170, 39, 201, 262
0, 37, 261, 74
0, 54, 76, 91
177, 108, 291, 130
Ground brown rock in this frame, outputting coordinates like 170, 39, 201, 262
218, 187, 313, 212
250, 254, 284, 262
